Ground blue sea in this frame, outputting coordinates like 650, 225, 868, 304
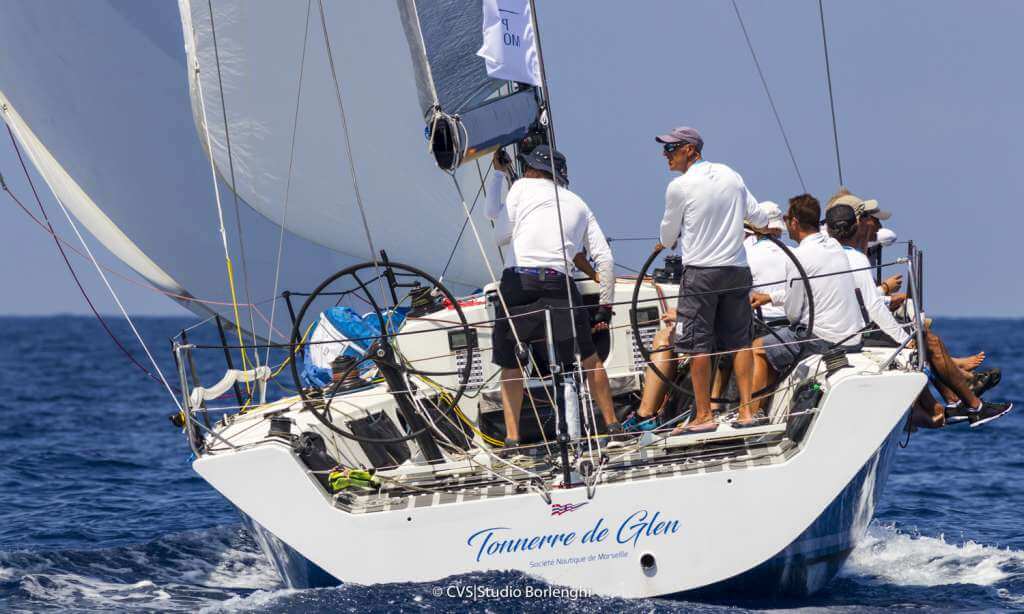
0, 316, 1021, 612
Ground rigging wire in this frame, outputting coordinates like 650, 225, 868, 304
3, 119, 182, 411
446, 173, 555, 447
265, 0, 313, 366
188, 8, 255, 395
316, 2, 382, 276
817, 0, 844, 185
316, 0, 400, 335
607, 236, 658, 243
207, 0, 261, 370
440, 160, 492, 280
3, 126, 166, 388
0, 148, 269, 309
528, 0, 603, 473
730, 0, 806, 192
476, 157, 505, 265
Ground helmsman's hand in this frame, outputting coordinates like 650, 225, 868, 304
888, 293, 907, 310
492, 150, 509, 174
750, 292, 772, 309
880, 274, 903, 295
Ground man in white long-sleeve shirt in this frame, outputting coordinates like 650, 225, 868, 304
743, 202, 789, 323
823, 204, 910, 346
824, 202, 1013, 427
484, 145, 625, 451
748, 194, 864, 410
653, 126, 773, 431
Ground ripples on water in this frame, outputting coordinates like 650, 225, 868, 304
0, 317, 1021, 612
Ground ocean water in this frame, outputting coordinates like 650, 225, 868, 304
0, 316, 1021, 613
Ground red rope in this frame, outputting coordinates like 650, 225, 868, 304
5, 125, 167, 387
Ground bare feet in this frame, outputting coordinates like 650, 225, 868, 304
670, 418, 718, 436
954, 352, 985, 372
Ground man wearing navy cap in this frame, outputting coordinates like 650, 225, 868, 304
653, 127, 774, 432
485, 145, 625, 453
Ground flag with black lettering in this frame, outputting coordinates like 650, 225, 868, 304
476, 0, 541, 86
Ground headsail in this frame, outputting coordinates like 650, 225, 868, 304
0, 0, 352, 340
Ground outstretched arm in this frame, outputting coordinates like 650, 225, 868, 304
485, 153, 514, 245
744, 188, 772, 229
484, 168, 507, 221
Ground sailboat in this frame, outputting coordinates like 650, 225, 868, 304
0, 0, 930, 599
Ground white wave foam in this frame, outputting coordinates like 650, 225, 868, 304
18, 574, 172, 610
844, 522, 1024, 588
198, 587, 301, 613
159, 529, 281, 590
0, 525, 282, 611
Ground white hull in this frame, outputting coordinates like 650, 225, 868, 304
194, 365, 923, 598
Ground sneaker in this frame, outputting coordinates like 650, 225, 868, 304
605, 422, 633, 448
944, 401, 971, 424
622, 414, 659, 433
967, 401, 1014, 428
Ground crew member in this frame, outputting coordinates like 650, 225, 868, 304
748, 194, 864, 412
485, 145, 625, 452
825, 201, 1013, 428
654, 126, 774, 432
743, 201, 789, 324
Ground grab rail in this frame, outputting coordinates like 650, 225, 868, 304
189, 365, 272, 408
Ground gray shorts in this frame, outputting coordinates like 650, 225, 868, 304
673, 266, 753, 354
759, 326, 832, 373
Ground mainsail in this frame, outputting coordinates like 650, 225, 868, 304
182, 0, 538, 289
0, 1, 540, 341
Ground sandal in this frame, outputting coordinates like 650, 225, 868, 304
670, 421, 719, 436
970, 368, 1002, 397
731, 415, 769, 429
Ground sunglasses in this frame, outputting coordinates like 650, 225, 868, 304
663, 142, 687, 155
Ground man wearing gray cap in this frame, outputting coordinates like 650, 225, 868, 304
654, 126, 773, 432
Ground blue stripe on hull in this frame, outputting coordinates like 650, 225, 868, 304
684, 420, 904, 599
240, 420, 905, 597
238, 512, 339, 589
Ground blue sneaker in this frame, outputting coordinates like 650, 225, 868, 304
622, 414, 659, 433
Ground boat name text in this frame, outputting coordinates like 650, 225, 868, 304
466, 510, 680, 562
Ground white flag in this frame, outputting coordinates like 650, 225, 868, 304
476, 0, 541, 87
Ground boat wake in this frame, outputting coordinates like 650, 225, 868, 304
3, 520, 1022, 612
845, 522, 1024, 588
0, 526, 280, 613
835, 522, 1024, 610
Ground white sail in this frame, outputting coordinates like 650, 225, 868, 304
0, 94, 189, 306
181, 0, 518, 289
0, 2, 383, 339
